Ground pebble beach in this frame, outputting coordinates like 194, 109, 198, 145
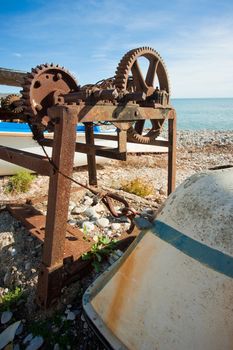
0, 129, 232, 349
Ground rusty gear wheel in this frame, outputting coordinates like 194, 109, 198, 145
115, 47, 170, 143
21, 63, 78, 132
1, 94, 23, 114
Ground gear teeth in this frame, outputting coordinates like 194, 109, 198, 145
21, 62, 78, 129
21, 92, 28, 98
115, 46, 170, 93
115, 47, 170, 142
25, 77, 33, 84
22, 86, 30, 92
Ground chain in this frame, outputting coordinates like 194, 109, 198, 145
29, 124, 139, 233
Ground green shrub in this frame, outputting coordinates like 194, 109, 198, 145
5, 170, 35, 193
121, 177, 154, 197
0, 287, 24, 311
82, 235, 117, 272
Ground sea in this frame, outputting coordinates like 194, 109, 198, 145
170, 98, 233, 131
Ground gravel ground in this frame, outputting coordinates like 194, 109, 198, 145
0, 130, 232, 349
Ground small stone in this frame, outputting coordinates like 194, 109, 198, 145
81, 313, 85, 322
31, 269, 37, 274
66, 311, 75, 321
159, 187, 166, 195
26, 335, 44, 350
23, 333, 33, 344
117, 216, 130, 223
94, 203, 105, 213
0, 321, 21, 350
82, 221, 95, 233
3, 273, 11, 286
71, 205, 87, 215
115, 249, 123, 257
124, 222, 131, 231
35, 244, 42, 249
15, 323, 23, 335
68, 219, 76, 226
67, 304, 72, 308
110, 223, 121, 231
25, 262, 31, 271
1, 311, 12, 324
84, 207, 99, 219
83, 322, 88, 329
96, 218, 109, 228
9, 247, 17, 256
83, 196, 93, 206
53, 344, 60, 350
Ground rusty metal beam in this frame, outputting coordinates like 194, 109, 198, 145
0, 67, 27, 87
167, 113, 176, 195
78, 105, 174, 122
0, 146, 51, 175
48, 104, 174, 124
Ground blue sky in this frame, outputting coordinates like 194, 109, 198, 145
1, 0, 233, 98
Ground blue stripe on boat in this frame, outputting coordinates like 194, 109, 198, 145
0, 122, 102, 133
152, 220, 233, 278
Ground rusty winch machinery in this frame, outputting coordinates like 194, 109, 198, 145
0, 47, 176, 307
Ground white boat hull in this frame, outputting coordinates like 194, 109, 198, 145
0, 131, 167, 176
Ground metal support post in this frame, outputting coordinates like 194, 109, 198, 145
85, 122, 98, 186
37, 106, 77, 307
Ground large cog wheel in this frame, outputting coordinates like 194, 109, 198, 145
115, 47, 170, 143
21, 63, 78, 132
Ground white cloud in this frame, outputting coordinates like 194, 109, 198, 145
1, 1, 233, 97
13, 53, 22, 58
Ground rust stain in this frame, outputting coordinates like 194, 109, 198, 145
104, 233, 157, 335
105, 248, 136, 333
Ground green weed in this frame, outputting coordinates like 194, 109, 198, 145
0, 287, 24, 311
82, 235, 117, 272
5, 170, 36, 193
121, 177, 154, 197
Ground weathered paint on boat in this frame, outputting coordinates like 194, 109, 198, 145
83, 168, 233, 350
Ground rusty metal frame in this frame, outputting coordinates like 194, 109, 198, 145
0, 103, 176, 307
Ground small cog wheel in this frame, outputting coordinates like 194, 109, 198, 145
114, 47, 170, 143
21, 63, 78, 132
1, 94, 23, 114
